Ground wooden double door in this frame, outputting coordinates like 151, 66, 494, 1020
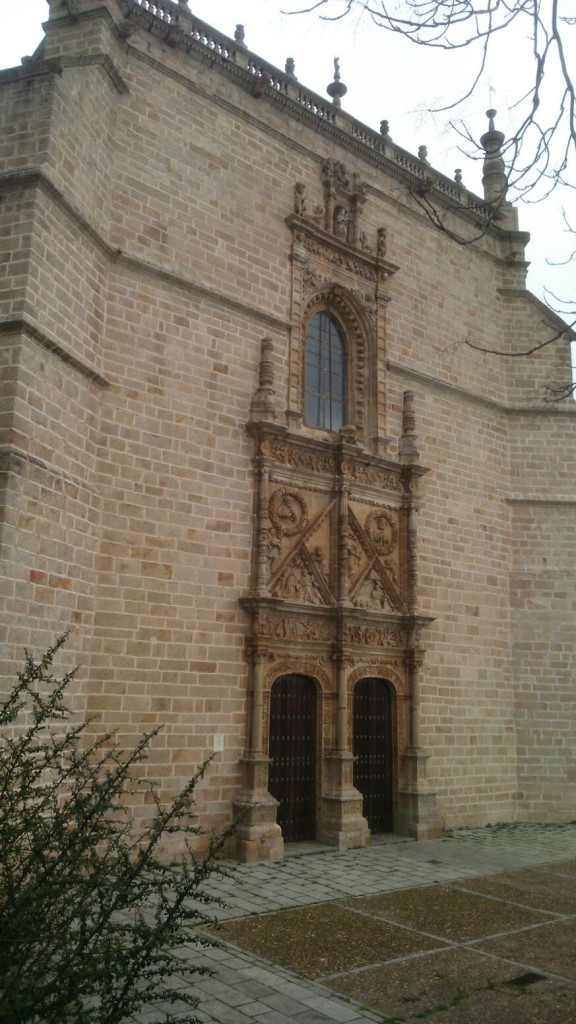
268, 674, 394, 842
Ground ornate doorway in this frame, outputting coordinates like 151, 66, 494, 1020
268, 674, 317, 842
353, 677, 394, 833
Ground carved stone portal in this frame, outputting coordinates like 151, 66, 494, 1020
236, 394, 442, 861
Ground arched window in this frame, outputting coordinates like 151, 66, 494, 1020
304, 311, 346, 432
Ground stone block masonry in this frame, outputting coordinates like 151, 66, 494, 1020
0, 0, 574, 858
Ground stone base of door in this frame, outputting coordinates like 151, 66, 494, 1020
233, 754, 285, 863
395, 748, 443, 840
233, 798, 285, 862
317, 753, 370, 851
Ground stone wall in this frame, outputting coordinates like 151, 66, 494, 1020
1, 0, 574, 851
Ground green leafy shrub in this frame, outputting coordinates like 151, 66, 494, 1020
0, 634, 225, 1024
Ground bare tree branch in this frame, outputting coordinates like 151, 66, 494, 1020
287, 0, 576, 400
464, 321, 575, 358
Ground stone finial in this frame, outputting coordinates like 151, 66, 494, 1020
399, 390, 420, 463
454, 168, 463, 186
285, 57, 297, 78
250, 338, 277, 422
380, 120, 390, 137
234, 24, 246, 47
480, 108, 507, 206
418, 145, 429, 164
178, 0, 190, 8
327, 57, 347, 108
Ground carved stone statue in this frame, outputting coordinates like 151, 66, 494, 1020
334, 206, 350, 241
294, 181, 307, 216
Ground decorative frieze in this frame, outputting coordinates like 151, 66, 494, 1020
341, 460, 404, 492
266, 442, 334, 475
259, 615, 333, 642
342, 623, 404, 647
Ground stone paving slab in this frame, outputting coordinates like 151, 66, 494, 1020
328, 946, 576, 1024
474, 917, 576, 981
191, 823, 576, 926
341, 885, 554, 941
129, 823, 576, 1023
212, 903, 443, 978
448, 865, 576, 914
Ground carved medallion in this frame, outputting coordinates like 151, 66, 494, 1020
365, 509, 398, 556
268, 489, 308, 536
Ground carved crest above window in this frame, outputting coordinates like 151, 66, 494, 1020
286, 165, 399, 456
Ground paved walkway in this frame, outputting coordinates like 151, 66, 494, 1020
134, 822, 576, 1023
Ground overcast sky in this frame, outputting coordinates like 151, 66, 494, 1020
1, 0, 574, 312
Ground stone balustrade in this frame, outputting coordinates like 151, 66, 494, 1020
127, 0, 493, 219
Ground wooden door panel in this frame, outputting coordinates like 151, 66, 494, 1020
353, 677, 393, 832
269, 674, 317, 842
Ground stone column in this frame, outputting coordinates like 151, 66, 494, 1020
317, 473, 370, 851
396, 427, 443, 839
254, 462, 271, 598
318, 646, 369, 850
396, 645, 442, 840
234, 643, 284, 862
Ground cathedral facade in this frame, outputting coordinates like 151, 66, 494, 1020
1, 0, 574, 860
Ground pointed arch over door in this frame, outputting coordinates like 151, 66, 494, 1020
353, 677, 394, 833
268, 674, 317, 842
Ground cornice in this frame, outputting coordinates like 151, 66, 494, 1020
286, 214, 400, 280
0, 444, 100, 496
0, 317, 110, 387
387, 359, 576, 415
0, 58, 63, 84
497, 288, 576, 338
247, 420, 429, 480
507, 498, 576, 507
122, 0, 524, 244
0, 167, 290, 333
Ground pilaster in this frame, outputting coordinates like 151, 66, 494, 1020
396, 749, 443, 840
233, 754, 284, 863
317, 752, 369, 850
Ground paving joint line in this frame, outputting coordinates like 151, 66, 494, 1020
463, 911, 576, 944
446, 942, 576, 988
